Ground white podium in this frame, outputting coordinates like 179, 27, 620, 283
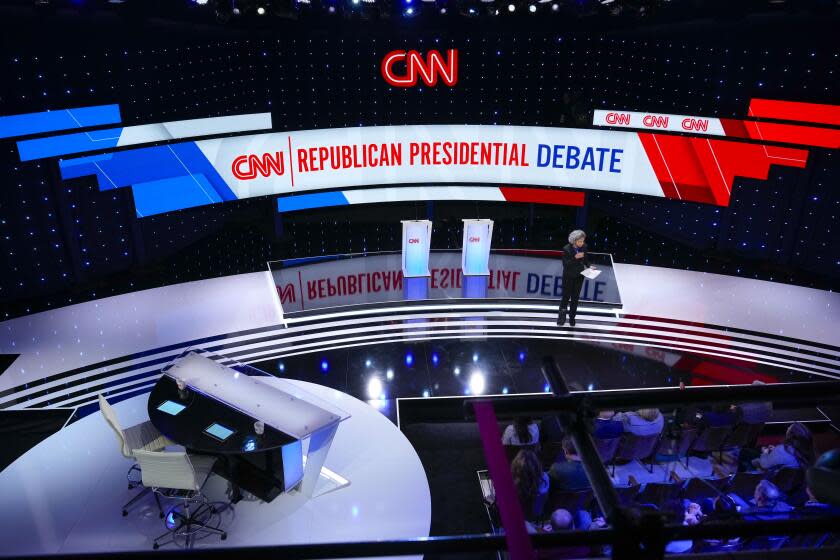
401, 220, 432, 277
461, 219, 494, 276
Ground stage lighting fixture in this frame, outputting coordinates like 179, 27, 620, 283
544, 383, 551, 392
502, 387, 509, 394
422, 390, 430, 398
256, 5, 266, 14
367, 377, 383, 399
469, 372, 486, 395
365, 359, 372, 367
278, 362, 285, 372
320, 358, 329, 372
386, 368, 394, 380
454, 366, 461, 375
405, 352, 414, 366
508, 3, 515, 12
518, 351, 526, 363
405, 6, 414, 14
551, 3, 558, 10
529, 4, 536, 12
439, 7, 446, 13
431, 352, 440, 365
472, 352, 479, 362
195, 0, 209, 5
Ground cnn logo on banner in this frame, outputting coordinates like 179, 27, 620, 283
232, 152, 285, 180
381, 49, 458, 87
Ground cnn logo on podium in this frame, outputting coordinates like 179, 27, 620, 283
381, 49, 458, 88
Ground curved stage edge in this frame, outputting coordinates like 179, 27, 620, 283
0, 263, 838, 416
0, 379, 431, 557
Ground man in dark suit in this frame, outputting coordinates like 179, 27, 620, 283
558, 229, 594, 327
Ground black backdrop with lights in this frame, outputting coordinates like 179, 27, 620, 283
0, 6, 838, 320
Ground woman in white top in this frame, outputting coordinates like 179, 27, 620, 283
752, 421, 816, 471
613, 408, 664, 437
502, 416, 539, 446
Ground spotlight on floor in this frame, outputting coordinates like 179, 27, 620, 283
367, 377, 383, 400
469, 371, 486, 395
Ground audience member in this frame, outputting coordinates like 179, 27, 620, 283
548, 437, 591, 492
613, 408, 664, 437
536, 509, 593, 560
593, 410, 623, 439
511, 449, 549, 521
503, 416, 539, 446
749, 422, 816, 471
733, 380, 773, 425
737, 480, 793, 520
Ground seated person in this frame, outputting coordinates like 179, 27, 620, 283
613, 408, 664, 437
548, 437, 590, 492
691, 497, 742, 552
749, 421, 816, 471
732, 480, 793, 520
537, 509, 593, 560
593, 410, 623, 439
511, 448, 550, 521
503, 416, 540, 446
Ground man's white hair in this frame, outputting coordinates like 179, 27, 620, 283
568, 230, 586, 244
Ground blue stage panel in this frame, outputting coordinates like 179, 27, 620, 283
0, 105, 121, 139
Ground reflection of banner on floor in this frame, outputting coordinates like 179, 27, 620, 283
271, 253, 619, 312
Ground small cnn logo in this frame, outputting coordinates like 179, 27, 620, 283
469, 237, 481, 243
381, 49, 458, 88
408, 238, 420, 244
232, 152, 285, 180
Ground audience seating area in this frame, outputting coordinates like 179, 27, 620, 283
478, 408, 839, 556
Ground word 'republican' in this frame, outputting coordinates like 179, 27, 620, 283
296, 142, 530, 172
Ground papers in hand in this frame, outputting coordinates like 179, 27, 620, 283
580, 267, 601, 280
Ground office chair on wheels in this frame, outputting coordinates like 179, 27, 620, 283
133, 449, 227, 549
98, 394, 173, 517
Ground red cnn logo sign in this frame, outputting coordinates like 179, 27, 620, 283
469, 237, 481, 243
408, 238, 420, 244
381, 49, 458, 87
232, 152, 285, 180
605, 113, 631, 125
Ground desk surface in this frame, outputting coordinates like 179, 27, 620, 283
148, 374, 295, 454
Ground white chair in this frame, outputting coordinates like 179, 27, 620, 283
98, 394, 173, 516
133, 449, 226, 549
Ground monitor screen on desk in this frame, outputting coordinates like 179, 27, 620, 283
156, 400, 186, 416
204, 423, 235, 441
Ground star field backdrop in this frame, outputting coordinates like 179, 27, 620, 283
0, 14, 837, 319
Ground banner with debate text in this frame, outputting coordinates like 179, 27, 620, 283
57, 123, 808, 216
